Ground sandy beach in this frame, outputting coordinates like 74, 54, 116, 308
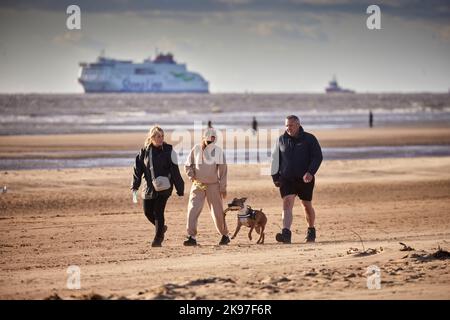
1, 127, 450, 156
2, 0, 450, 304
0, 127, 449, 299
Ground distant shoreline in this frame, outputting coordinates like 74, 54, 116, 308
1, 126, 450, 170
1, 93, 449, 135
1, 126, 449, 150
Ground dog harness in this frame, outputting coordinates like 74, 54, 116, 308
238, 206, 257, 227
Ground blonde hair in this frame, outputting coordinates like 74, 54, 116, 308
144, 125, 164, 147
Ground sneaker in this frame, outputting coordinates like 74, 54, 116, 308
151, 239, 162, 247
219, 235, 230, 245
305, 227, 316, 243
183, 236, 197, 246
275, 228, 291, 244
155, 225, 168, 243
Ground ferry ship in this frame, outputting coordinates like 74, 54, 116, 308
78, 53, 209, 93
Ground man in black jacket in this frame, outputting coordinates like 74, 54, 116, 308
271, 115, 323, 243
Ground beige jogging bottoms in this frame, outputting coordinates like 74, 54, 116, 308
186, 182, 228, 237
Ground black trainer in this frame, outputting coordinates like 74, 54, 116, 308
183, 236, 197, 246
275, 228, 292, 244
305, 227, 316, 243
219, 235, 230, 245
153, 225, 168, 246
151, 238, 162, 247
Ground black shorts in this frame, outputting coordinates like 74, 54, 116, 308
279, 177, 315, 201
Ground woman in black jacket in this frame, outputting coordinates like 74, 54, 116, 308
131, 126, 184, 247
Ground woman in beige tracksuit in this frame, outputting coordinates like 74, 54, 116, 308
183, 128, 230, 246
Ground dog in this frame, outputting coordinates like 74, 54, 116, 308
223, 197, 267, 244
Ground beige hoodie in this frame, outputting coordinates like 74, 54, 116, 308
185, 143, 227, 192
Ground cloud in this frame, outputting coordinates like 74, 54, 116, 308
53, 31, 82, 44
1, 0, 449, 23
436, 24, 450, 42
248, 20, 327, 41
53, 31, 105, 51
291, 0, 354, 4
215, 0, 252, 5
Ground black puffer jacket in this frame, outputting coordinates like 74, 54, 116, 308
131, 143, 184, 199
271, 126, 323, 183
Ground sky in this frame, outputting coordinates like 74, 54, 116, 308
0, 0, 449, 93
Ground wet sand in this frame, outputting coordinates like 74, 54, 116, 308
1, 127, 450, 158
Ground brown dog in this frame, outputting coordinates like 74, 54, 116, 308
224, 197, 267, 244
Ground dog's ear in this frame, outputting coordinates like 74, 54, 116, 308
241, 197, 247, 202
232, 197, 237, 202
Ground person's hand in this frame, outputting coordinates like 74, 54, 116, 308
221, 191, 227, 199
189, 177, 195, 182
303, 172, 313, 183
274, 180, 281, 188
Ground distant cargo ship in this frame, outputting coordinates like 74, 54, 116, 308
78, 53, 209, 93
325, 76, 355, 93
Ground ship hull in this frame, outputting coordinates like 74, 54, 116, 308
79, 79, 209, 93
80, 83, 209, 93
326, 88, 355, 94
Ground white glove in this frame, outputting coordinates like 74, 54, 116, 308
132, 190, 138, 204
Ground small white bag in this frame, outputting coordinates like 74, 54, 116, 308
152, 176, 171, 191
149, 146, 171, 191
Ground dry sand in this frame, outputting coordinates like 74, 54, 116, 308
0, 127, 449, 299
